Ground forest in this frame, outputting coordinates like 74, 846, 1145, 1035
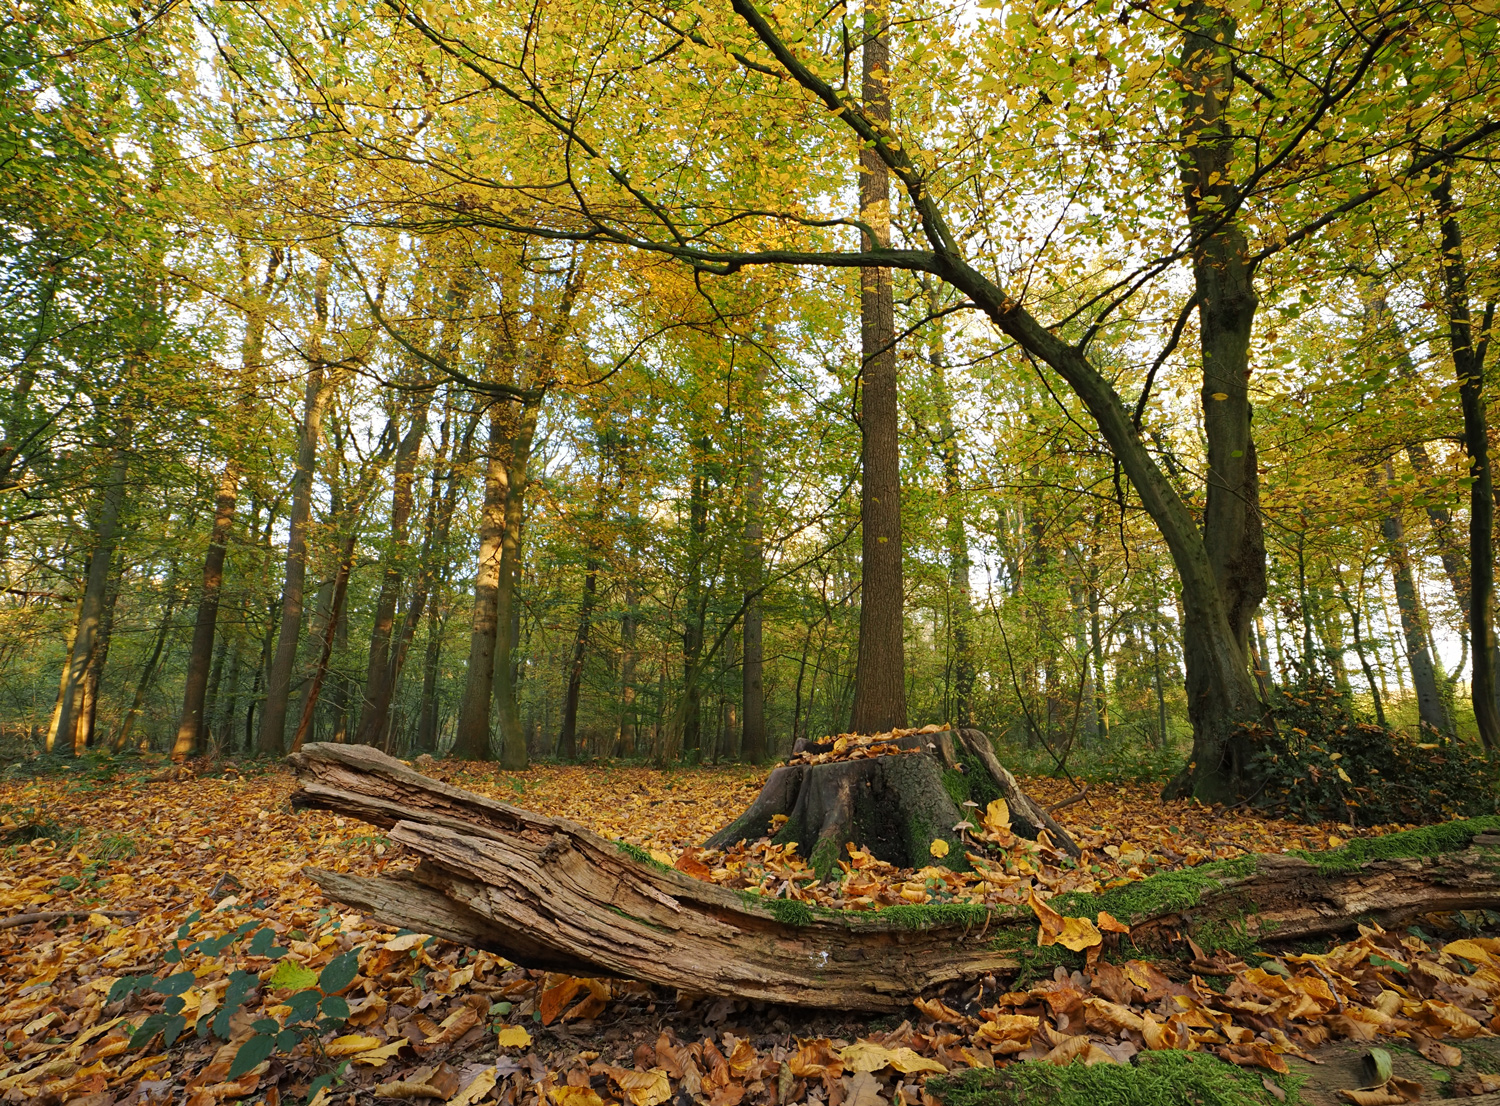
4, 0, 1500, 1102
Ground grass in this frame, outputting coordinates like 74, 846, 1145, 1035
933, 1052, 1300, 1106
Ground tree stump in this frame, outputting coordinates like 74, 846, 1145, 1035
706, 728, 1079, 877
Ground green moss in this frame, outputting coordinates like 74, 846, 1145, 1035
809, 837, 842, 883
943, 768, 971, 809
761, 897, 816, 926
1052, 855, 1258, 923
862, 903, 995, 930
1288, 816, 1500, 874
615, 841, 673, 872
932, 1050, 1301, 1106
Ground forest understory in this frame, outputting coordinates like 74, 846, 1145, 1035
5, 754, 1500, 1106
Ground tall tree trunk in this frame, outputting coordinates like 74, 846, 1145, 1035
48, 432, 129, 755
259, 259, 333, 755
1380, 462, 1452, 735
356, 389, 432, 745
453, 407, 511, 761
850, 0, 906, 734
291, 529, 357, 752
741, 368, 767, 763
173, 461, 241, 759
494, 396, 541, 770
924, 280, 975, 726
1432, 171, 1499, 750
617, 586, 640, 758
415, 597, 445, 755
174, 249, 277, 759
1159, 0, 1266, 798
76, 552, 123, 752
1337, 575, 1388, 728
116, 575, 178, 752
558, 560, 598, 760
681, 435, 710, 761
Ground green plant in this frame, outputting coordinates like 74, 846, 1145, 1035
108, 912, 358, 1103
1245, 677, 1498, 826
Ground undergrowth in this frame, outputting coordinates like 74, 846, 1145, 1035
933, 1051, 1300, 1106
1246, 678, 1499, 825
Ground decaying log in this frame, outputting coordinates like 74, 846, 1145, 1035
1126, 831, 1500, 945
705, 728, 1079, 871
290, 743, 1500, 1011
289, 742, 1020, 1011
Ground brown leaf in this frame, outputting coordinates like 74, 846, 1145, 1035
843, 1071, 888, 1106
1216, 1043, 1290, 1075
1415, 1035, 1462, 1067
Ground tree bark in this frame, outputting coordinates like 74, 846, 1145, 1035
356, 389, 432, 746
116, 576, 178, 752
259, 258, 334, 755
1432, 172, 1499, 750
558, 560, 598, 760
1379, 465, 1451, 735
292, 745, 1500, 1010
290, 529, 358, 752
48, 432, 129, 755
850, 0, 907, 735
453, 406, 511, 761
924, 280, 975, 727
494, 397, 540, 770
174, 249, 277, 760
1167, 0, 1266, 799
741, 366, 767, 763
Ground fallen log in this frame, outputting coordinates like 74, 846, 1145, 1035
289, 743, 1500, 1011
289, 742, 1021, 1011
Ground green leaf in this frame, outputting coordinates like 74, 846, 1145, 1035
228, 1033, 276, 1080
319, 994, 350, 1020
158, 971, 196, 996
268, 960, 319, 991
318, 950, 359, 995
161, 1014, 188, 1048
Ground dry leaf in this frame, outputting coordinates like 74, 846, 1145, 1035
496, 1026, 532, 1049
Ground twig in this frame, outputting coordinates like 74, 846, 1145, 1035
1047, 788, 1090, 814
0, 909, 138, 931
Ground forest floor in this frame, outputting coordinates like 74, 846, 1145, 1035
0, 754, 1496, 1106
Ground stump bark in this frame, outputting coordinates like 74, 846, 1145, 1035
288, 743, 1500, 1012
705, 728, 1079, 875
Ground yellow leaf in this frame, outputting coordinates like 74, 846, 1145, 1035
840, 1041, 895, 1072
496, 1025, 533, 1049
613, 1067, 672, 1106
888, 1047, 947, 1075
550, 1087, 607, 1106
350, 1039, 409, 1067
383, 933, 429, 952
1337, 767, 1352, 784
451, 1068, 500, 1106
1210, 392, 1228, 401
325, 1034, 383, 1057
929, 839, 950, 859
982, 799, 1011, 835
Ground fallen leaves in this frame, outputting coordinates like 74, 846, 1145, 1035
0, 755, 1468, 1106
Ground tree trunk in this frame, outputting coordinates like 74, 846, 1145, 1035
1380, 462, 1452, 735
116, 579, 178, 752
1432, 172, 1499, 750
617, 586, 640, 758
76, 553, 123, 751
259, 259, 333, 755
850, 0, 906, 735
174, 249, 277, 760
453, 406, 511, 761
1337, 575, 1388, 728
415, 597, 446, 755
173, 460, 240, 759
741, 364, 767, 763
558, 560, 598, 760
48, 434, 129, 755
495, 396, 541, 770
291, 529, 358, 752
356, 389, 431, 745
289, 750, 1500, 1010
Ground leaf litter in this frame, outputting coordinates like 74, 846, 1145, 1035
0, 755, 1492, 1105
